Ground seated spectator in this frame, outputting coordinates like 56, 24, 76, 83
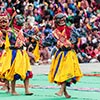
39, 46, 51, 64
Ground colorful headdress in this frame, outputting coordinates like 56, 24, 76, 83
54, 13, 66, 26
11, 13, 25, 30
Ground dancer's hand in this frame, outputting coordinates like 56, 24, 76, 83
56, 41, 63, 48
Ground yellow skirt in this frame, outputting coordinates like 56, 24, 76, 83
48, 49, 83, 85
5, 50, 32, 81
0, 49, 12, 78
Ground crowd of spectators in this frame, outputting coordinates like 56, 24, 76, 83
0, 0, 100, 64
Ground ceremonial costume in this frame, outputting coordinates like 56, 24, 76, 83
0, 13, 33, 81
48, 13, 83, 98
0, 10, 33, 95
0, 11, 12, 79
24, 25, 40, 64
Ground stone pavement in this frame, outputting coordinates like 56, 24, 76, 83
0, 63, 100, 100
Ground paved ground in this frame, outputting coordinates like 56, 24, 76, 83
0, 63, 100, 100
32, 63, 100, 75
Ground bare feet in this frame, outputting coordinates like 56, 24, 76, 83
0, 86, 7, 90
55, 91, 71, 98
64, 92, 71, 98
55, 92, 63, 96
11, 92, 20, 96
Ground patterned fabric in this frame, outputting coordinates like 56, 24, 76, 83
0, 29, 33, 80
48, 49, 83, 85
53, 28, 71, 48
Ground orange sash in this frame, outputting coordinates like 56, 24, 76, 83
53, 29, 71, 48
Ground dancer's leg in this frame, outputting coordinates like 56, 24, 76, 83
5, 80, 10, 93
24, 78, 33, 95
64, 85, 71, 98
11, 80, 19, 95
55, 82, 66, 96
